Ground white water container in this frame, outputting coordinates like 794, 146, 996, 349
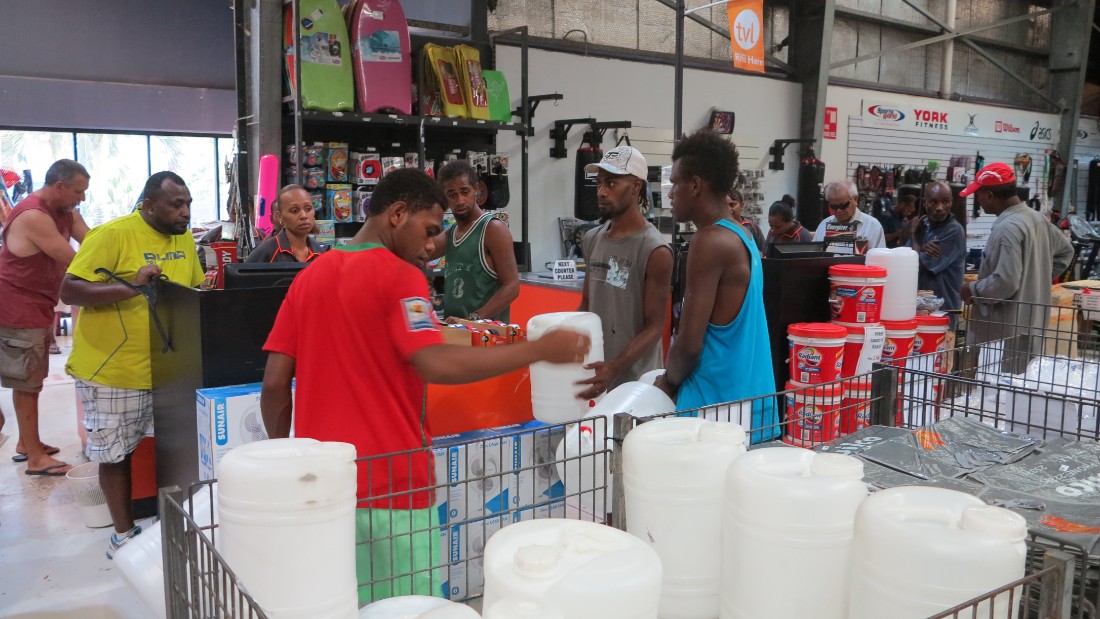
483, 598, 564, 619
721, 448, 867, 619
849, 486, 1028, 619
638, 369, 665, 385
482, 519, 662, 619
527, 312, 605, 423
624, 418, 747, 619
866, 247, 919, 321
555, 382, 676, 518
219, 438, 359, 619
359, 595, 480, 618
115, 484, 218, 619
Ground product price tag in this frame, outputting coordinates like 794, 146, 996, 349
552, 260, 577, 281
857, 324, 887, 374
1076, 289, 1100, 311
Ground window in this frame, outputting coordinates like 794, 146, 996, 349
0, 129, 233, 228
0, 130, 76, 200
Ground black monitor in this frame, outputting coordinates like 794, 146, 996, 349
223, 262, 309, 289
765, 241, 831, 259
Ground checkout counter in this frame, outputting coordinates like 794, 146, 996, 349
147, 272, 588, 493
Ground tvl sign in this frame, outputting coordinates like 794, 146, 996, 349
727, 0, 765, 73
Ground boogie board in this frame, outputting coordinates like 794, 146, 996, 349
284, 0, 355, 112
482, 70, 512, 122
351, 0, 413, 115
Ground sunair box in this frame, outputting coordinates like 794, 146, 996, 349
512, 421, 566, 511
439, 512, 513, 600
431, 429, 483, 525
196, 383, 284, 481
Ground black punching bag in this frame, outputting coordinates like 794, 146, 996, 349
797, 153, 826, 230
575, 146, 603, 221
948, 183, 968, 232
1089, 158, 1100, 220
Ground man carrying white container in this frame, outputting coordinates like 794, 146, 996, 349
260, 168, 590, 605
575, 145, 672, 399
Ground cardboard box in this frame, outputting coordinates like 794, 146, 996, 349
439, 512, 513, 600
512, 420, 566, 511
196, 383, 281, 481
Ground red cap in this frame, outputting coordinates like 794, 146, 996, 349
959, 162, 1017, 197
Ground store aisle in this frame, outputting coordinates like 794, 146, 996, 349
0, 336, 147, 618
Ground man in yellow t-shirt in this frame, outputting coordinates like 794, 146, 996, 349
60, 171, 205, 559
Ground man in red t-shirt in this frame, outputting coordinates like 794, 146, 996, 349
261, 168, 588, 604
0, 159, 90, 475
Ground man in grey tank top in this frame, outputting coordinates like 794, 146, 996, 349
577, 146, 673, 399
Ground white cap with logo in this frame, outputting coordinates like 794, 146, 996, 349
584, 146, 648, 182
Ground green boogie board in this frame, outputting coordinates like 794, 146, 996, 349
483, 70, 511, 122
285, 0, 355, 112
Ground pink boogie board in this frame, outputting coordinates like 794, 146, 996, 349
351, 0, 413, 115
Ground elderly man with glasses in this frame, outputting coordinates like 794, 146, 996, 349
812, 180, 886, 254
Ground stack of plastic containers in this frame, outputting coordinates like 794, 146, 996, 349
721, 448, 868, 619
785, 322, 848, 446
622, 417, 748, 618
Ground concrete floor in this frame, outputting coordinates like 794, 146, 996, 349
0, 335, 151, 618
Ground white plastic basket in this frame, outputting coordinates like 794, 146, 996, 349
65, 461, 112, 528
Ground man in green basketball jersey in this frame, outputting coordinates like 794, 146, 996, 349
430, 160, 519, 322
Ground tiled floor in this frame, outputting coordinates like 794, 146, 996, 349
0, 336, 150, 618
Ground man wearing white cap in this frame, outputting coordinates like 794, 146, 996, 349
960, 162, 1072, 372
575, 145, 672, 399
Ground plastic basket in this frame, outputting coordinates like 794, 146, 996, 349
65, 461, 112, 528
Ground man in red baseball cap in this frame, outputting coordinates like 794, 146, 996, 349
961, 162, 1072, 372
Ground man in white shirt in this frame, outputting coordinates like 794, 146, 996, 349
812, 180, 886, 253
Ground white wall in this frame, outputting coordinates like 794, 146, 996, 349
495, 47, 803, 270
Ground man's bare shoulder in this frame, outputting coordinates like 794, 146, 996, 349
692, 222, 745, 256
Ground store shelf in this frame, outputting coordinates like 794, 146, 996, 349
293, 109, 524, 134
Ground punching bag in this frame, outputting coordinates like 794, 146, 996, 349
1087, 157, 1100, 220
947, 183, 968, 232
797, 152, 826, 231
575, 146, 602, 221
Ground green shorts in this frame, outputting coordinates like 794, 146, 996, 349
356, 507, 441, 606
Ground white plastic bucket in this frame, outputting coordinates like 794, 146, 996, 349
219, 438, 359, 619
866, 247, 919, 321
65, 461, 113, 528
848, 486, 1028, 619
359, 595, 480, 618
484, 598, 565, 619
624, 418, 747, 618
721, 448, 867, 619
554, 381, 676, 519
482, 519, 662, 619
526, 312, 605, 424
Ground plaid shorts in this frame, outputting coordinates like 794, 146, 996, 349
77, 378, 154, 464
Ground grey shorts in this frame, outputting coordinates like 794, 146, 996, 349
76, 378, 154, 464
0, 326, 50, 393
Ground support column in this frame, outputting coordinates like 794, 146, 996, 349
788, 0, 836, 151
1050, 0, 1096, 211
246, 0, 284, 204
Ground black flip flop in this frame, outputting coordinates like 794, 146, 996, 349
11, 445, 61, 463
25, 463, 70, 477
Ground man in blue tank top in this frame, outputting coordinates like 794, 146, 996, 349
658, 131, 778, 442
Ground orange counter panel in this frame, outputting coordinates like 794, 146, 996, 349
425, 282, 581, 435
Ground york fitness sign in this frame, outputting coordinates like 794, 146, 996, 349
863, 101, 953, 133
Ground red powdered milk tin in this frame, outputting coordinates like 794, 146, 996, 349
784, 381, 844, 447
880, 319, 918, 367
836, 323, 886, 378
914, 314, 951, 372
788, 322, 847, 385
828, 264, 887, 324
840, 377, 874, 434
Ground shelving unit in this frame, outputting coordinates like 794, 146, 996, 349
282, 6, 534, 266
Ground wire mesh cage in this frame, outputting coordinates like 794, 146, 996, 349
160, 482, 268, 619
